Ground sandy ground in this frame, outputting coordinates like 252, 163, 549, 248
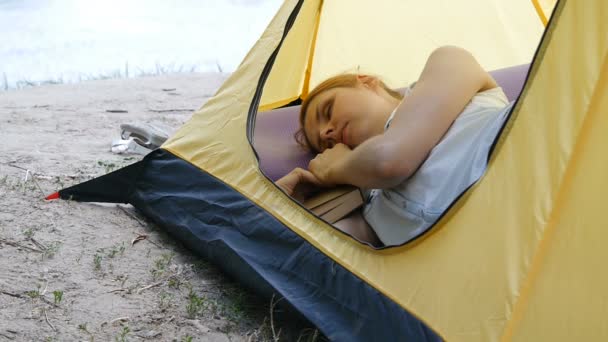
0, 74, 319, 342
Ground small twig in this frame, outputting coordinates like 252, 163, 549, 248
0, 239, 43, 253
13, 167, 59, 230
107, 288, 128, 294
110, 316, 130, 325
249, 317, 269, 342
269, 294, 284, 342
29, 237, 47, 251
311, 329, 319, 342
40, 281, 49, 296
29, 172, 48, 198
135, 331, 162, 339
116, 206, 164, 248
136, 281, 163, 294
296, 328, 319, 342
32, 175, 55, 180
147, 108, 195, 113
28, 171, 60, 231
1, 290, 25, 299
0, 332, 15, 340
21, 170, 30, 193
40, 296, 60, 308
135, 233, 163, 249
144, 238, 163, 249
117, 206, 147, 227
43, 309, 56, 332
2, 161, 28, 171
34, 173, 96, 180
152, 315, 175, 332
0, 171, 94, 182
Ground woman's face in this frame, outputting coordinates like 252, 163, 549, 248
304, 79, 400, 152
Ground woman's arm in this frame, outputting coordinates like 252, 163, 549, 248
310, 46, 497, 189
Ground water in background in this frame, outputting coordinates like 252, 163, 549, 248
0, 0, 282, 90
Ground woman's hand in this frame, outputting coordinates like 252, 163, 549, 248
308, 143, 353, 186
275, 167, 322, 202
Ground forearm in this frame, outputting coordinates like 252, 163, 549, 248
331, 135, 408, 189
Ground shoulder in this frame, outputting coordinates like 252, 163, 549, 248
423, 46, 498, 91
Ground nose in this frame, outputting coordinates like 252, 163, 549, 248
320, 124, 337, 147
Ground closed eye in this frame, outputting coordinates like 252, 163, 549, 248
325, 102, 333, 120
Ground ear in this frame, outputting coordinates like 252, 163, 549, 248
356, 75, 380, 89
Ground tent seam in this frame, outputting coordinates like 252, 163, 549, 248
531, 0, 549, 26
300, 0, 323, 99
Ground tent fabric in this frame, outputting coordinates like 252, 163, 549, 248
52, 0, 608, 340
260, 0, 545, 111
494, 1, 608, 339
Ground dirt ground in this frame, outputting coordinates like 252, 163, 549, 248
0, 74, 320, 342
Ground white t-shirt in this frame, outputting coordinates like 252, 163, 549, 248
363, 87, 513, 246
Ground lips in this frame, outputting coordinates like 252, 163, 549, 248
341, 123, 349, 146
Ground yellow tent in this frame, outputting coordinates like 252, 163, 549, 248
54, 0, 608, 340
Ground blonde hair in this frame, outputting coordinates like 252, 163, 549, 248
295, 74, 403, 152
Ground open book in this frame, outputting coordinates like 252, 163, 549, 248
303, 186, 364, 223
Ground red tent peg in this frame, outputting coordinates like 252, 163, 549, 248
45, 192, 60, 200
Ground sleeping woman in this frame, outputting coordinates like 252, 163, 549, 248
276, 46, 514, 247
